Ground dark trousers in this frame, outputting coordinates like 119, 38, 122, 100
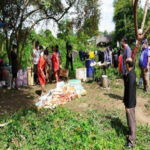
66, 57, 73, 70
126, 107, 136, 146
34, 64, 38, 84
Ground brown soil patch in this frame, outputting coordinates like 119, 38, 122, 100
0, 82, 150, 126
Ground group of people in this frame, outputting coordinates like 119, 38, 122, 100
32, 41, 73, 96
120, 37, 150, 148
32, 41, 61, 96
6, 39, 74, 94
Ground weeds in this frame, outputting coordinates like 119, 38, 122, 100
0, 107, 149, 150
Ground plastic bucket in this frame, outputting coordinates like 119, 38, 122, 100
86, 59, 94, 78
76, 68, 87, 81
85, 59, 95, 68
89, 51, 95, 59
102, 75, 108, 88
87, 67, 94, 78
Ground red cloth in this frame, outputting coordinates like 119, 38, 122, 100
131, 49, 134, 59
118, 55, 123, 74
37, 56, 46, 85
52, 52, 59, 72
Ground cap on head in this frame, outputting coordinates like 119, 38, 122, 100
142, 40, 148, 45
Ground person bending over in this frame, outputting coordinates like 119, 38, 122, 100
37, 50, 48, 96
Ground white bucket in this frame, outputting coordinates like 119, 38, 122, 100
76, 68, 87, 82
102, 75, 108, 88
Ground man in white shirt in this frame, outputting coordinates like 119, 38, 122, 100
32, 41, 40, 84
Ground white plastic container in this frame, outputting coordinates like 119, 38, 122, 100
76, 68, 87, 82
102, 75, 108, 88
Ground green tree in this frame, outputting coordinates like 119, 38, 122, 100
0, 0, 75, 65
113, 0, 150, 46
76, 0, 101, 37
113, 0, 137, 45
57, 19, 74, 40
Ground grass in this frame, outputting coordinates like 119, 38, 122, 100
0, 66, 150, 149
0, 107, 150, 150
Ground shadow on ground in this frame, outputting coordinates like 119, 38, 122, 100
104, 93, 123, 101
0, 88, 36, 117
105, 115, 128, 136
35, 90, 41, 96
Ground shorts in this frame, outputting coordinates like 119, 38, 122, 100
38, 73, 45, 85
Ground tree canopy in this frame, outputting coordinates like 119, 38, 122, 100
0, 0, 76, 64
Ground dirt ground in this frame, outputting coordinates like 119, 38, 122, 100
0, 79, 150, 125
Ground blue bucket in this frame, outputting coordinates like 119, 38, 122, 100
87, 67, 94, 78
86, 59, 94, 78
85, 59, 94, 68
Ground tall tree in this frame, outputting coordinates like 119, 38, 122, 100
76, 0, 101, 37
113, 0, 137, 45
57, 19, 74, 40
0, 0, 75, 65
132, 0, 150, 62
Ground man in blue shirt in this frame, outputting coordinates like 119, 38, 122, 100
121, 38, 131, 84
139, 40, 150, 91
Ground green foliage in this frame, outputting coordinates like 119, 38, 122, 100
106, 67, 120, 80
76, 0, 101, 37
0, 107, 149, 149
19, 29, 88, 72
94, 67, 104, 79
113, 0, 150, 47
57, 19, 74, 40
113, 0, 136, 45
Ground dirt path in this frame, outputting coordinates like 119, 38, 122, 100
0, 81, 150, 125
136, 98, 150, 125
65, 82, 150, 126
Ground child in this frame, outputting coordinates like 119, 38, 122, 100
37, 50, 48, 96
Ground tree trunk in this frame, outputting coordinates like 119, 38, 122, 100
141, 0, 149, 31
4, 30, 11, 65
1, 42, 4, 52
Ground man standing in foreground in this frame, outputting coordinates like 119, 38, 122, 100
124, 59, 136, 148
139, 40, 150, 91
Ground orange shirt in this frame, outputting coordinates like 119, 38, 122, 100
52, 52, 59, 72
37, 56, 46, 73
